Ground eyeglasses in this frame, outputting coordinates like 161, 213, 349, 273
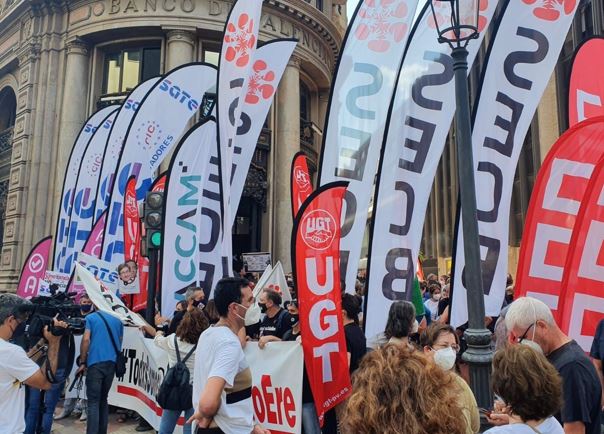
516, 323, 535, 343
432, 343, 460, 353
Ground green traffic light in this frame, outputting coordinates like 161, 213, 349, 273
150, 231, 162, 247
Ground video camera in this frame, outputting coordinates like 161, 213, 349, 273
26, 284, 86, 339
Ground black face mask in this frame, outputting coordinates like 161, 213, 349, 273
258, 302, 268, 314
192, 299, 203, 308
80, 304, 92, 313
12, 320, 27, 339
290, 314, 299, 325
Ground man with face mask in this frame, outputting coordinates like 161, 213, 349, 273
494, 297, 601, 434
189, 277, 269, 434
0, 294, 66, 434
256, 289, 292, 348
166, 287, 205, 335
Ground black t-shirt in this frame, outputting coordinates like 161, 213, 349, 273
259, 308, 292, 339
168, 310, 185, 335
548, 340, 601, 434
590, 320, 604, 372
344, 323, 366, 373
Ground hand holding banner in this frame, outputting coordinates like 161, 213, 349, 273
292, 181, 350, 425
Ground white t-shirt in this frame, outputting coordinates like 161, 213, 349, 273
484, 417, 564, 434
192, 326, 253, 434
0, 338, 39, 434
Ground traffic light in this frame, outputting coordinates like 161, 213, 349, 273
144, 191, 164, 250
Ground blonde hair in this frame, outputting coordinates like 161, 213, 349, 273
342, 344, 468, 434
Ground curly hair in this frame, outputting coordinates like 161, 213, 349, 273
176, 309, 209, 344
491, 344, 562, 422
342, 344, 468, 434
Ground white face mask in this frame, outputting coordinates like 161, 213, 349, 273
411, 319, 419, 334
236, 302, 261, 326
433, 294, 441, 301
433, 346, 457, 371
520, 339, 543, 354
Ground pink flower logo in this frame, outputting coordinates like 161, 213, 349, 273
245, 60, 275, 105
428, 0, 489, 38
355, 0, 409, 53
522, 0, 576, 21
224, 13, 256, 68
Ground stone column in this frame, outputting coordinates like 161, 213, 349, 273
536, 72, 560, 164
272, 57, 300, 272
318, 89, 329, 130
160, 28, 196, 172
52, 38, 90, 228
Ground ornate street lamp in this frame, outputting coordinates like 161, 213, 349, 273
429, 0, 494, 410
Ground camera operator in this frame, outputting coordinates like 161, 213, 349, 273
0, 293, 67, 434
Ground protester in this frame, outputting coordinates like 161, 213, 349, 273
499, 297, 601, 433
141, 309, 209, 434
341, 293, 366, 373
55, 294, 94, 421
282, 301, 321, 434
189, 277, 269, 434
384, 300, 417, 348
424, 284, 442, 322
420, 323, 479, 434
202, 299, 220, 325
257, 288, 292, 345
167, 287, 205, 334
76, 304, 124, 434
341, 344, 468, 434
0, 294, 67, 434
589, 318, 604, 409
485, 344, 563, 433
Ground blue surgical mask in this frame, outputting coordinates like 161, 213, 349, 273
80, 304, 92, 313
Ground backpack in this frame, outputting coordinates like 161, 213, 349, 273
156, 335, 197, 411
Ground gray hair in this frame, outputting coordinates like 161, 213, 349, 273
505, 297, 555, 332
0, 293, 31, 324
185, 286, 202, 302
385, 301, 416, 339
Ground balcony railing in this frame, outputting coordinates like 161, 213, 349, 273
0, 127, 13, 154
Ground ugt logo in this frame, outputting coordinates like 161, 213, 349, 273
302, 209, 336, 251
224, 13, 256, 67
355, 0, 409, 53
294, 166, 311, 192
245, 60, 276, 105
522, 0, 575, 21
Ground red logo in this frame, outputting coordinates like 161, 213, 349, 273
294, 166, 311, 192
224, 13, 256, 67
355, 0, 409, 53
301, 209, 336, 251
428, 0, 489, 38
245, 60, 276, 105
522, 0, 575, 21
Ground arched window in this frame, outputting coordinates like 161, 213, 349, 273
0, 86, 16, 249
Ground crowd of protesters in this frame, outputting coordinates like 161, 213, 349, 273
1, 265, 604, 434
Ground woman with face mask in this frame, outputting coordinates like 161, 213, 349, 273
421, 323, 480, 434
424, 284, 442, 322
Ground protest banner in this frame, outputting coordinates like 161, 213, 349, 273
17, 236, 52, 299
61, 109, 119, 274
75, 252, 120, 292
515, 117, 604, 316
451, 0, 579, 327
37, 271, 70, 296
94, 77, 161, 222
291, 151, 312, 218
558, 158, 604, 350
318, 0, 420, 295
292, 182, 350, 425
102, 63, 217, 269
568, 37, 604, 127
161, 118, 228, 315
365, 0, 497, 339
242, 252, 272, 272
255, 261, 292, 303
54, 105, 120, 272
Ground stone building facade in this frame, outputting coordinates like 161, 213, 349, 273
0, 0, 345, 289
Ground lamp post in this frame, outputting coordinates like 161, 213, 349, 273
428, 0, 493, 410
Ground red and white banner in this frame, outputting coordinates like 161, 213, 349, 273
17, 236, 52, 299
124, 176, 140, 263
292, 182, 351, 425
151, 173, 167, 193
229, 39, 296, 225
365, 0, 498, 339
62, 109, 119, 274
217, 0, 263, 277
94, 78, 161, 222
291, 151, 312, 217
515, 117, 604, 316
569, 37, 604, 127
54, 105, 120, 272
318, 0, 421, 295
102, 63, 216, 269
558, 158, 604, 350
451, 0, 579, 327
